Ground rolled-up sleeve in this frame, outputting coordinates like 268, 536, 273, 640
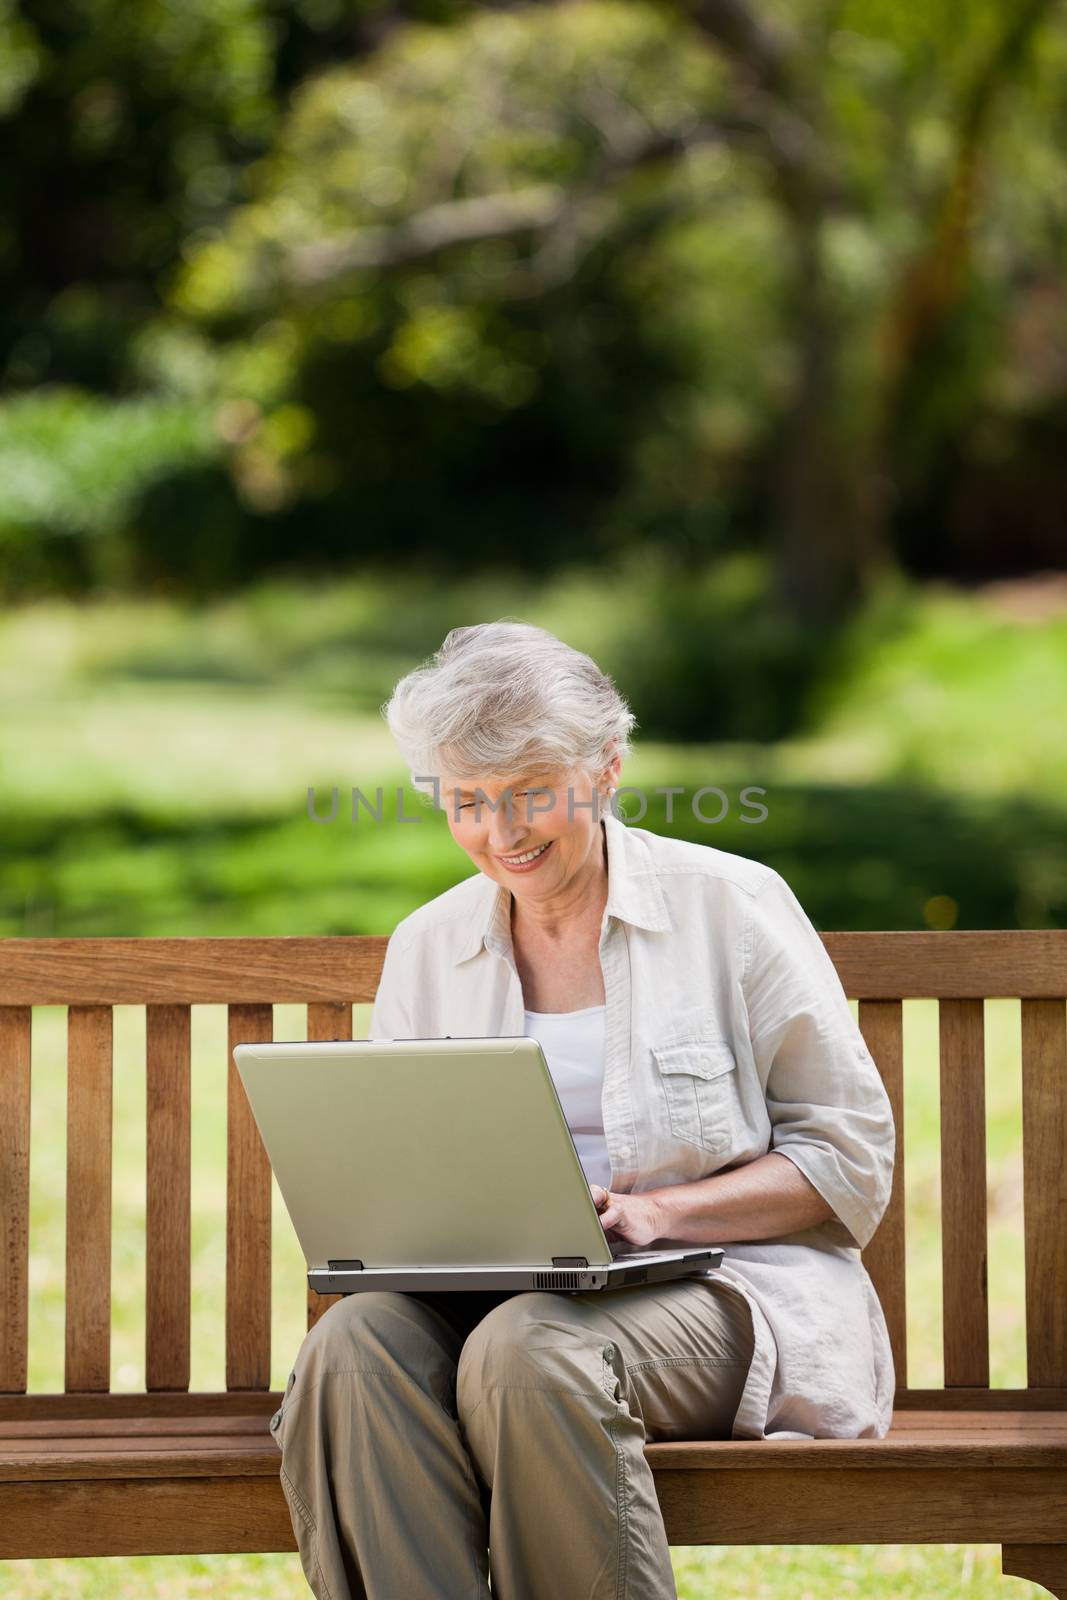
741, 871, 895, 1250
368, 929, 416, 1041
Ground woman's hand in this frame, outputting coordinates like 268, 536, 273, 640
589, 1183, 665, 1250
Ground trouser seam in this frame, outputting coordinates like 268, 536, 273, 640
466, 1381, 607, 1400
611, 1406, 628, 1600
628, 1355, 751, 1372
280, 1463, 317, 1539
602, 1347, 630, 1600
280, 1463, 335, 1600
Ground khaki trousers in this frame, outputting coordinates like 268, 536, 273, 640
270, 1276, 755, 1600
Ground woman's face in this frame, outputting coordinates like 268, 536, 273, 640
438, 758, 620, 901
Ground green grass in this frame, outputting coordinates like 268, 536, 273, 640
795, 577, 1067, 809
0, 1545, 1046, 1598
2, 565, 1065, 938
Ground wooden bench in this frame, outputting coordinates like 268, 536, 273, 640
1, 931, 1065, 1593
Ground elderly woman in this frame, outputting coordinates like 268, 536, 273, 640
269, 621, 896, 1600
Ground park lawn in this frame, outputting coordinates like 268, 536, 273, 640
2, 565, 1065, 812
2, 568, 1065, 940
0, 1544, 1042, 1598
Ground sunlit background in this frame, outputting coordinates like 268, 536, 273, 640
2, 0, 1065, 1593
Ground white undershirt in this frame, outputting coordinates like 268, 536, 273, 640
522, 1004, 610, 1190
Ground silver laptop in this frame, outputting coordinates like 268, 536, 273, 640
232, 1035, 723, 1294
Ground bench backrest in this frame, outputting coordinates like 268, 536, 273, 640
1, 931, 1065, 1413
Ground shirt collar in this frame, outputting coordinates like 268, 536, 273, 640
452, 809, 672, 966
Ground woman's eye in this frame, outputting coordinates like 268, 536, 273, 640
458, 790, 528, 811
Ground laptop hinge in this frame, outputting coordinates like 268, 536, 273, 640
327, 1259, 364, 1271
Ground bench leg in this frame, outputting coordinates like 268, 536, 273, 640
1003, 1545, 1067, 1598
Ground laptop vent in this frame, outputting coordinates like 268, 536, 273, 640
535, 1270, 583, 1290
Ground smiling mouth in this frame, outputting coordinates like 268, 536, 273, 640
497, 840, 553, 866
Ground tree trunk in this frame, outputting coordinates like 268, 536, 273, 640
769, 210, 891, 630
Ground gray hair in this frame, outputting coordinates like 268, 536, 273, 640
382, 620, 636, 802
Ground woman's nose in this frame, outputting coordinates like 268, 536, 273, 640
487, 823, 527, 852
486, 809, 532, 847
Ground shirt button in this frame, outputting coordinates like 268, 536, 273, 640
617, 1145, 632, 1160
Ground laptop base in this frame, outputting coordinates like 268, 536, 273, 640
309, 1247, 723, 1295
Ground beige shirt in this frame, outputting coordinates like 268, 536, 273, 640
369, 810, 897, 1440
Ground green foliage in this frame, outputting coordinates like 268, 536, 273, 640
156, 3, 759, 570
598, 552, 821, 742
153, 0, 1067, 588
173, 4, 726, 320
0, 0, 41, 116
0, 0, 280, 394
0, 386, 221, 591
219, 13, 774, 566
2, 0, 1067, 611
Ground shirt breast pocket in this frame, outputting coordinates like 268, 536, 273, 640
651, 1036, 740, 1155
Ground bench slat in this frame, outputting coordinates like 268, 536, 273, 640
4, 1465, 1067, 1559
1021, 998, 1067, 1386
1, 1384, 1063, 1425
65, 1006, 113, 1393
305, 1001, 350, 1332
824, 930, 1067, 998
3, 1414, 282, 1438
146, 1005, 192, 1392
226, 1005, 273, 1391
1, 931, 1063, 1006
4, 1406, 1063, 1444
0, 938, 388, 1005
940, 998, 989, 1386
3, 1411, 1067, 1481
0, 1006, 31, 1394
859, 999, 906, 1388
0, 1392, 282, 1421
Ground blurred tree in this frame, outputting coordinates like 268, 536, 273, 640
0, 0, 468, 391
167, 0, 1066, 621
168, 3, 767, 578
689, 0, 1062, 618
2, 0, 1065, 616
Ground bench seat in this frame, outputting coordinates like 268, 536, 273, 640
2, 1402, 1066, 1559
